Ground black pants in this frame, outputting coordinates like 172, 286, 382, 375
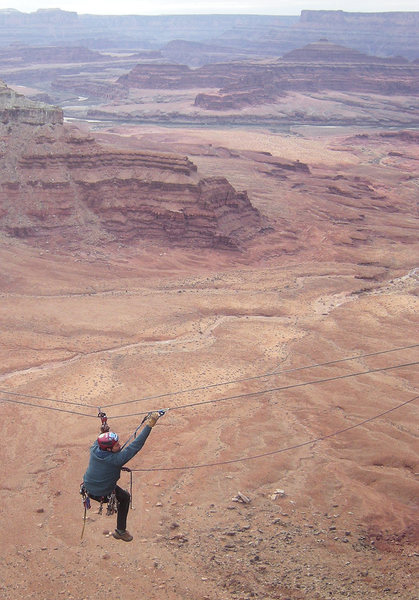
89, 485, 130, 531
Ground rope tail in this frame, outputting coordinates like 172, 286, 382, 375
130, 470, 133, 509
81, 503, 87, 540
80, 483, 91, 540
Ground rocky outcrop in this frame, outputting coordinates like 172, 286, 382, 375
116, 40, 418, 113
51, 77, 128, 101
194, 89, 276, 110
117, 63, 253, 90
0, 80, 62, 125
0, 45, 141, 91
0, 81, 261, 250
118, 64, 196, 89
192, 42, 419, 110
280, 40, 408, 64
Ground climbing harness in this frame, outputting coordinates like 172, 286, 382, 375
98, 489, 117, 516
80, 483, 119, 539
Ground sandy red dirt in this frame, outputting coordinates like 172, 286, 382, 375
0, 124, 418, 600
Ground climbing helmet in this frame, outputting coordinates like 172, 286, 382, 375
97, 431, 119, 450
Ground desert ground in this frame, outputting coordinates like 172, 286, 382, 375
0, 121, 418, 600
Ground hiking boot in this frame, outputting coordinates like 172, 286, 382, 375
113, 529, 133, 542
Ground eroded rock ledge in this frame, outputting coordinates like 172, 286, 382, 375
0, 81, 261, 250
117, 41, 419, 112
0, 80, 62, 125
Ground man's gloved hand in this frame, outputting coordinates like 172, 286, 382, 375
144, 411, 162, 428
100, 423, 110, 433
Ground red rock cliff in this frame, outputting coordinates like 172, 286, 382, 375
0, 81, 261, 250
193, 41, 419, 110
0, 80, 63, 125
116, 41, 418, 112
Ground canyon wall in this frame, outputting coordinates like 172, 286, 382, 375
117, 41, 419, 111
0, 80, 63, 125
0, 9, 417, 61
0, 81, 261, 250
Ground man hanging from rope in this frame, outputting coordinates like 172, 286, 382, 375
82, 411, 163, 542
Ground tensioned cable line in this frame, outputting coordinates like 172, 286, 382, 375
0, 359, 417, 420
0, 344, 415, 410
110, 360, 418, 419
129, 395, 418, 472
0, 388, 97, 409
0, 396, 94, 417
102, 343, 419, 409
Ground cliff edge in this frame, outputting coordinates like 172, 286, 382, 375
0, 81, 261, 251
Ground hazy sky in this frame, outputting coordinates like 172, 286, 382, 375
1, 1, 418, 15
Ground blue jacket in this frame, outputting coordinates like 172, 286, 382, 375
83, 426, 151, 497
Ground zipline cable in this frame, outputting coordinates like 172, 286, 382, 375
0, 361, 416, 421
0, 396, 94, 418
102, 343, 418, 409
110, 360, 418, 419
0, 343, 416, 410
0, 388, 97, 409
129, 394, 418, 472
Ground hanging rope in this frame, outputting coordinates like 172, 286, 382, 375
129, 394, 418, 472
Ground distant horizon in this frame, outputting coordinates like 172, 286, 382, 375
1, 2, 419, 17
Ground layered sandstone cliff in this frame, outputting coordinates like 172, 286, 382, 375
0, 80, 63, 125
192, 42, 419, 110
0, 81, 261, 250
280, 39, 408, 64
117, 62, 252, 90
115, 41, 418, 112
